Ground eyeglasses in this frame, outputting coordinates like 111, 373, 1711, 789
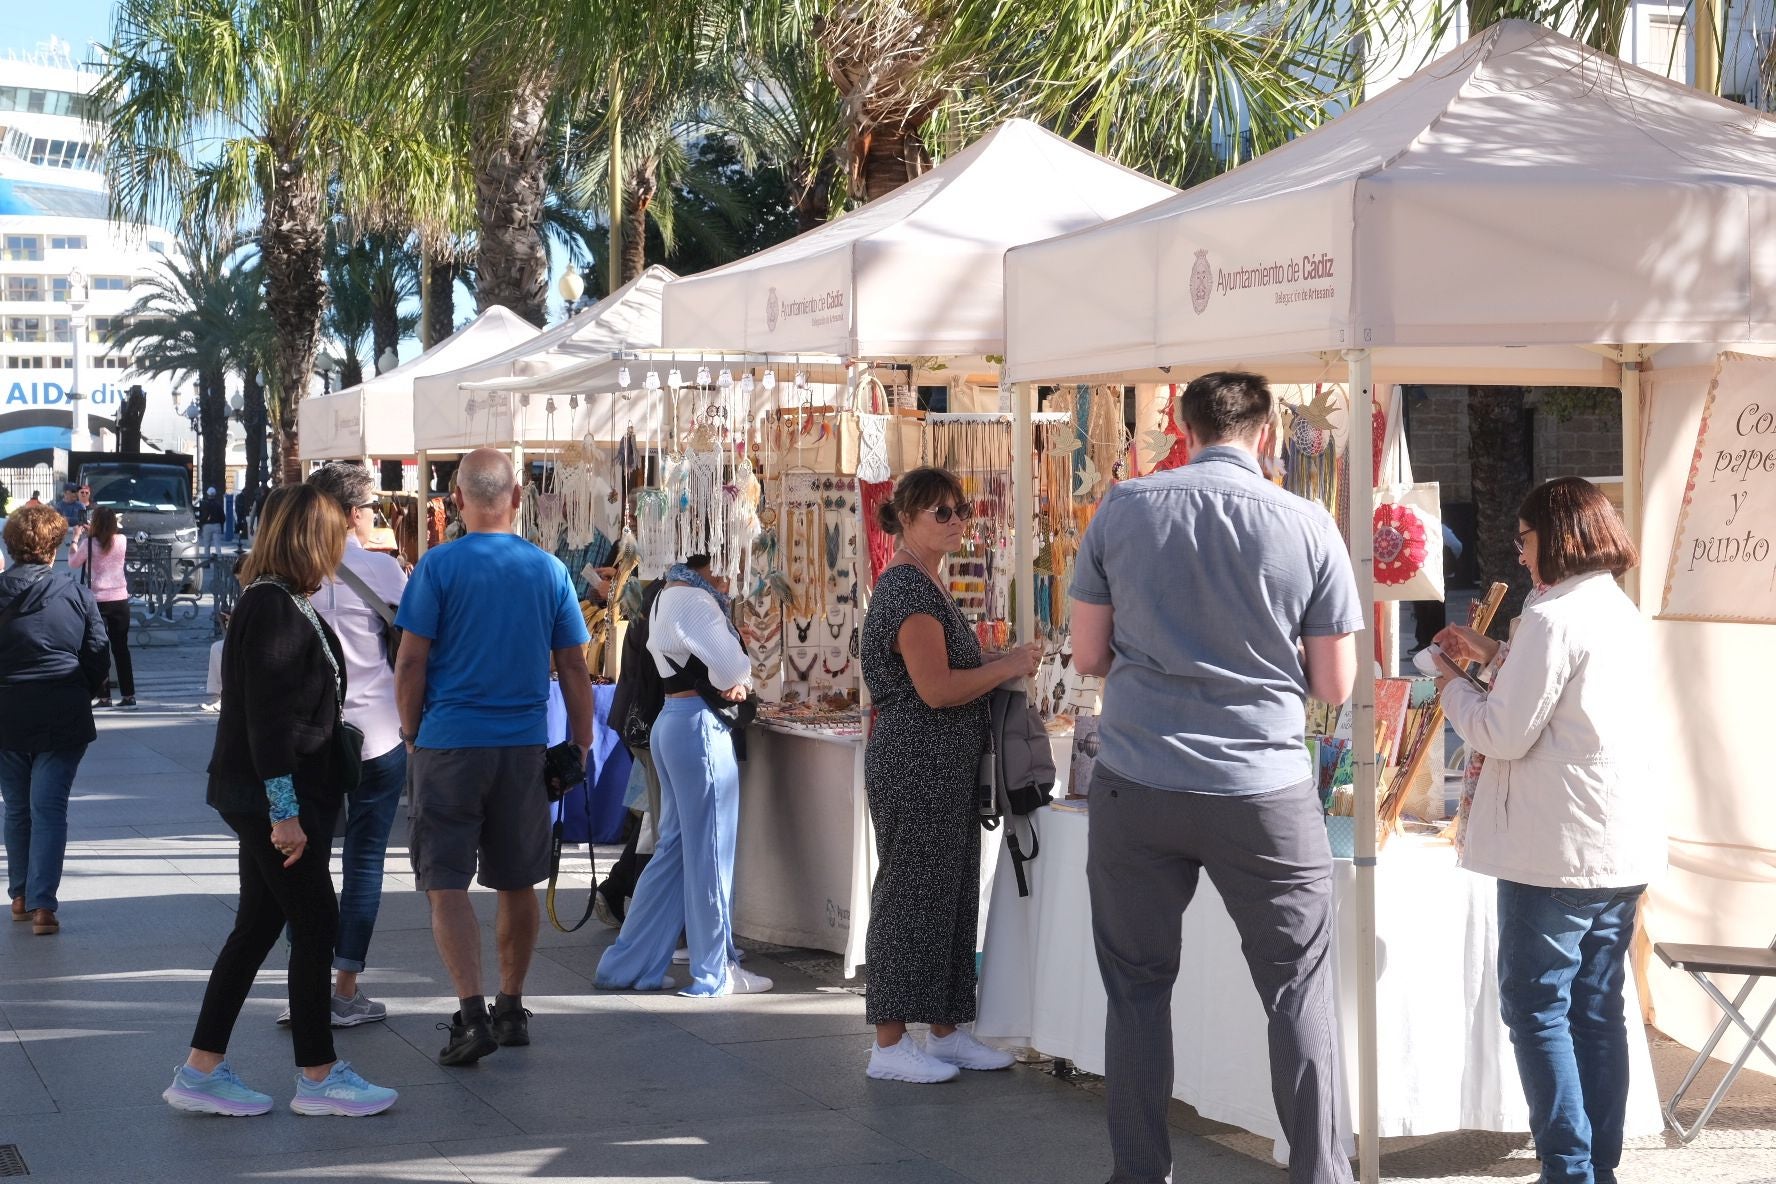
1513, 529, 1533, 555
926, 503, 973, 524
353, 501, 377, 511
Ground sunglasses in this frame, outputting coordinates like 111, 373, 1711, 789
925, 503, 973, 524
354, 501, 377, 511
1513, 529, 1533, 555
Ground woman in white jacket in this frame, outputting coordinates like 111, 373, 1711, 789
1434, 477, 1663, 1184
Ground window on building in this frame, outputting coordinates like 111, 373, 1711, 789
50, 276, 69, 302
49, 236, 87, 251
50, 318, 70, 343
5, 234, 41, 262
1639, 11, 1691, 82
6, 355, 46, 369
98, 355, 129, 369
148, 240, 168, 255
7, 317, 44, 343
92, 276, 130, 292
88, 315, 119, 340
4, 277, 42, 302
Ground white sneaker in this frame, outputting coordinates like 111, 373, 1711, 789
723, 962, 773, 994
925, 1028, 1015, 1071
867, 1034, 960, 1083
674, 946, 744, 965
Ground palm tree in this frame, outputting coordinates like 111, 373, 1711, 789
100, 0, 453, 480
365, 0, 715, 321
709, 2, 848, 231
108, 233, 242, 495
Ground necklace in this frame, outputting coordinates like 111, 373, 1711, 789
793, 616, 813, 643
786, 649, 817, 682
822, 652, 851, 678
824, 520, 842, 575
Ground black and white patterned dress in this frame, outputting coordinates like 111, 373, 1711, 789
860, 562, 989, 1026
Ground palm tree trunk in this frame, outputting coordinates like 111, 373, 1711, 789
241, 367, 266, 512
261, 156, 327, 483
794, 155, 837, 231
857, 125, 931, 202
371, 298, 401, 370
471, 66, 552, 327
340, 350, 365, 390
199, 367, 229, 497
1467, 385, 1534, 631
423, 254, 455, 347
620, 162, 656, 285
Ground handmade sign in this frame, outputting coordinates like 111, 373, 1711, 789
1661, 352, 1776, 624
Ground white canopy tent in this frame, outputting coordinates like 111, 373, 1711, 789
1003, 20, 1776, 1180
411, 266, 673, 453
299, 305, 539, 462
450, 351, 852, 444
661, 118, 1177, 357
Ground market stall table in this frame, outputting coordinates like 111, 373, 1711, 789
733, 720, 1070, 974
976, 806, 1663, 1160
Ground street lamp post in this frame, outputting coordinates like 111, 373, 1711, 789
67, 268, 89, 453
183, 395, 202, 491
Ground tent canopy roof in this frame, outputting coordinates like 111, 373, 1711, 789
1004, 21, 1776, 384
662, 119, 1176, 358
300, 304, 541, 459
411, 267, 675, 451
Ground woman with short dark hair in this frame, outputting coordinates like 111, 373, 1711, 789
0, 505, 110, 935
163, 485, 397, 1118
1434, 476, 1660, 1184
70, 506, 135, 709
859, 467, 1040, 1084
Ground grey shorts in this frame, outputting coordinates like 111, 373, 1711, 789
408, 745, 549, 891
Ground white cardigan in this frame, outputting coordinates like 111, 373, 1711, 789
1442, 571, 1666, 890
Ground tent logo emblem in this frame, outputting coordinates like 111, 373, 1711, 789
766, 287, 780, 332
1189, 250, 1212, 315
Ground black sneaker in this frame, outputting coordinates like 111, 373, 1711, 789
436, 1011, 497, 1066
490, 1001, 532, 1048
118, 697, 137, 710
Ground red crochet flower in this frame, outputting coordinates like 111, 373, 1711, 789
1373, 503, 1428, 585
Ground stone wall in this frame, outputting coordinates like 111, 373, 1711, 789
1402, 385, 1624, 496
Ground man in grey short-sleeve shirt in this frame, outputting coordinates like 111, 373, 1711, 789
1070, 371, 1361, 1184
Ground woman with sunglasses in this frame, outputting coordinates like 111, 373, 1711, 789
1432, 477, 1662, 1184
860, 467, 1040, 1083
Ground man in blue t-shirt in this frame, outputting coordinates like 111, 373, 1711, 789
1069, 372, 1363, 1184
395, 447, 592, 1066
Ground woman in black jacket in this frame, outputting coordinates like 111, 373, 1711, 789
0, 505, 109, 936
162, 486, 397, 1119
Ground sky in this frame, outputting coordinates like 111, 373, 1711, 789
0, 1, 117, 63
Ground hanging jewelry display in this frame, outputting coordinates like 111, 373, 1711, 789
635, 415, 675, 579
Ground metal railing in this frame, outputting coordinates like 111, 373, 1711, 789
209, 552, 243, 637
126, 541, 204, 627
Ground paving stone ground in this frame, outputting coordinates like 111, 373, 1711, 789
2, 618, 1773, 1183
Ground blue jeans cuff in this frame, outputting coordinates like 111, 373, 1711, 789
331, 956, 367, 974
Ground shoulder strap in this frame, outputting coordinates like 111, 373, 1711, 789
251, 578, 345, 717
546, 804, 599, 932
335, 560, 396, 626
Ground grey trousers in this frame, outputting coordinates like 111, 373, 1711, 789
1087, 767, 1352, 1184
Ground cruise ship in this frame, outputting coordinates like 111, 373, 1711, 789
0, 37, 189, 473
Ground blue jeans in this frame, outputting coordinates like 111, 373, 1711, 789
595, 698, 740, 996
0, 746, 88, 913
332, 745, 406, 972
1497, 879, 1645, 1184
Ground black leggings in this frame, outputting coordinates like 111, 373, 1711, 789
97, 600, 134, 698
191, 805, 340, 1067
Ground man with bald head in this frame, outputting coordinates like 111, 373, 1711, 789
395, 447, 593, 1066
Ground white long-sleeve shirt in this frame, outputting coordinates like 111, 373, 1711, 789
312, 537, 409, 759
647, 584, 752, 691
1443, 571, 1666, 889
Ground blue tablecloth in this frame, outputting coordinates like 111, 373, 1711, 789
547, 681, 631, 844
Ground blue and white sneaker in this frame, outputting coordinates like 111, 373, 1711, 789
162, 1061, 274, 1116
289, 1060, 397, 1116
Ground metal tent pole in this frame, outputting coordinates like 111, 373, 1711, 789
1619, 346, 1645, 609
1344, 347, 1381, 1184
1012, 381, 1035, 643
415, 449, 430, 558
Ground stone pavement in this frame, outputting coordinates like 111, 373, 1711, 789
3, 625, 1775, 1183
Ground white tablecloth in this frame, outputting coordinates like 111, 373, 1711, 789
977, 807, 1663, 1160
733, 723, 1007, 976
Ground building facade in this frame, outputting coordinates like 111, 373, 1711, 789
0, 38, 195, 469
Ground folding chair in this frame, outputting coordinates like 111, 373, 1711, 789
1654, 936, 1776, 1142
